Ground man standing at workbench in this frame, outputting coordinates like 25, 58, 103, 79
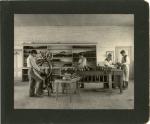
104, 53, 115, 89
78, 53, 87, 88
120, 50, 130, 89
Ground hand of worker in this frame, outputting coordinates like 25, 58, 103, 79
40, 68, 45, 74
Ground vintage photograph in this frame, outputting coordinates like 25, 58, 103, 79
14, 14, 134, 109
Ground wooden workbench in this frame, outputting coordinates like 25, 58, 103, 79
78, 69, 123, 93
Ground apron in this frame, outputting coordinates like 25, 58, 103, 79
121, 55, 129, 81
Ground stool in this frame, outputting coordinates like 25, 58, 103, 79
55, 79, 80, 102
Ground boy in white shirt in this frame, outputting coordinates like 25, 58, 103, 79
27, 50, 44, 97
104, 53, 114, 88
104, 53, 113, 67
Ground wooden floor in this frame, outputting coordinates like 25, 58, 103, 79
14, 81, 134, 109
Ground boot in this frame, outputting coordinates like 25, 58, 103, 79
112, 83, 116, 89
80, 83, 84, 88
122, 81, 126, 89
125, 81, 128, 89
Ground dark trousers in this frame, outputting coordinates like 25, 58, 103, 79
28, 68, 43, 96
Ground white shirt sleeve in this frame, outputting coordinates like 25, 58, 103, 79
78, 57, 87, 67
78, 59, 82, 64
104, 60, 112, 67
104, 60, 109, 66
83, 58, 87, 66
29, 55, 41, 71
27, 57, 30, 68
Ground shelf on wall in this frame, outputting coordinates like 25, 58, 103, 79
22, 44, 97, 81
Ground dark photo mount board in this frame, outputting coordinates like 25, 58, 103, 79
1, 1, 149, 124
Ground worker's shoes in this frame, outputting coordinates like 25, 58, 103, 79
80, 84, 84, 88
35, 89, 44, 97
123, 81, 128, 90
43, 85, 47, 90
36, 93, 44, 97
125, 81, 128, 89
112, 83, 117, 89
122, 81, 125, 89
29, 91, 36, 97
29, 94, 36, 97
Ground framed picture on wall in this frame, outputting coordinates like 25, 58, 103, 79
106, 51, 114, 62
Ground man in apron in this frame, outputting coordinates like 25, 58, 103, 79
120, 50, 130, 89
27, 50, 44, 97
78, 54, 87, 88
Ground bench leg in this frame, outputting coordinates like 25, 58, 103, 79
68, 84, 72, 103
120, 76, 123, 94
108, 74, 112, 91
56, 83, 59, 100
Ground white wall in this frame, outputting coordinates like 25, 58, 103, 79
14, 50, 23, 80
14, 25, 134, 79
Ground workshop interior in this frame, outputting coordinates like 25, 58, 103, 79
14, 14, 134, 109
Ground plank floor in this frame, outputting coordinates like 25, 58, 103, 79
14, 81, 134, 109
